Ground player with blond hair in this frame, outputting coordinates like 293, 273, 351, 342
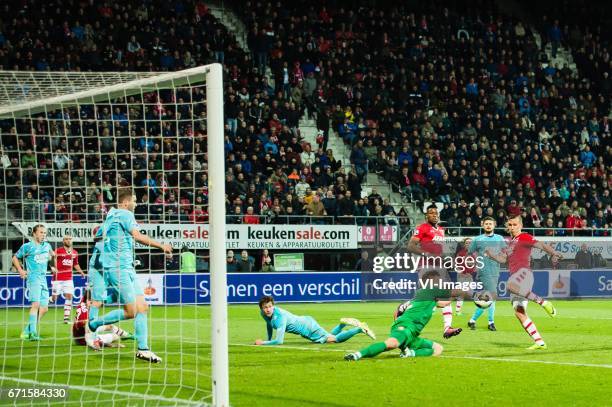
486, 214, 562, 349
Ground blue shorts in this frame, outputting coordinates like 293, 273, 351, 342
304, 317, 330, 344
477, 272, 500, 294
104, 268, 143, 305
27, 274, 49, 307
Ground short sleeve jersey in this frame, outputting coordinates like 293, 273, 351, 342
504, 232, 537, 274
15, 241, 53, 277
54, 247, 79, 281
414, 222, 445, 256
101, 208, 139, 270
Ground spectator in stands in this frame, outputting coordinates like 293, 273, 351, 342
226, 250, 238, 272
355, 250, 373, 272
236, 250, 254, 273
575, 244, 593, 269
0, 0, 609, 241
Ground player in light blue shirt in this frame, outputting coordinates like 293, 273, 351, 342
12, 224, 56, 341
87, 189, 172, 363
467, 217, 506, 331
255, 296, 375, 346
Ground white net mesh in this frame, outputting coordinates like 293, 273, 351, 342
0, 67, 217, 405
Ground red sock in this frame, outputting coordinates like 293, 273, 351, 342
442, 305, 453, 330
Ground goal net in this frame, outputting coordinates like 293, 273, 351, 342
0, 65, 228, 406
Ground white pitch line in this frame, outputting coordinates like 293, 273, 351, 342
0, 375, 209, 406
227, 343, 612, 369
441, 355, 612, 369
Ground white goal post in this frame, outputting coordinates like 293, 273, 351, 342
0, 64, 228, 406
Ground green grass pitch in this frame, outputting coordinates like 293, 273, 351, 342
1, 300, 611, 406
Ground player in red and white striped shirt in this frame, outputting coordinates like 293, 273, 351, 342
51, 234, 86, 323
486, 214, 562, 350
407, 205, 462, 339
73, 290, 131, 349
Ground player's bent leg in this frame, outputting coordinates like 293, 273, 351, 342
91, 270, 136, 329
89, 300, 102, 323
326, 327, 362, 343
514, 301, 547, 349
508, 269, 555, 316
401, 337, 438, 358
344, 338, 399, 361
339, 317, 376, 340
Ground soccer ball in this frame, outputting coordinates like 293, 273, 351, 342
474, 291, 494, 309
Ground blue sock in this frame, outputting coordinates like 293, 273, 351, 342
471, 307, 484, 322
488, 301, 496, 324
330, 323, 346, 335
27, 314, 37, 334
335, 327, 361, 343
90, 309, 125, 330
134, 313, 148, 350
89, 305, 99, 324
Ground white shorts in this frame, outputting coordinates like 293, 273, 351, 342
52, 280, 75, 296
508, 268, 533, 310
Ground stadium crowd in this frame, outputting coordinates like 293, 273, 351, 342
0, 0, 610, 235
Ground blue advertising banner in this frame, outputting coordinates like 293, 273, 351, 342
570, 270, 612, 297
165, 272, 361, 304
0, 270, 609, 307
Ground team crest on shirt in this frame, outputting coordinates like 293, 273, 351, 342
34, 253, 50, 264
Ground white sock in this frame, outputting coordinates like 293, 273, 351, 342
522, 318, 545, 345
455, 300, 463, 313
442, 305, 453, 330
63, 300, 72, 319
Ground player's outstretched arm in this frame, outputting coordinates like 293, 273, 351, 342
256, 319, 286, 345
11, 256, 27, 279
131, 229, 173, 256
534, 241, 563, 261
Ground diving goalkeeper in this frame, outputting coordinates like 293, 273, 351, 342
255, 295, 375, 345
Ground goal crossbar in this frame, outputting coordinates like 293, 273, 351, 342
0, 66, 210, 118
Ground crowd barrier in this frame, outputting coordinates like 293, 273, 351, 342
1, 270, 611, 306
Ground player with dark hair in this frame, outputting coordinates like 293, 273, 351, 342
467, 216, 505, 331
87, 188, 172, 363
485, 214, 562, 349
255, 296, 375, 345
407, 205, 461, 339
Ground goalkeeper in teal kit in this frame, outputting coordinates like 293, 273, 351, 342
467, 216, 506, 331
255, 296, 376, 345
